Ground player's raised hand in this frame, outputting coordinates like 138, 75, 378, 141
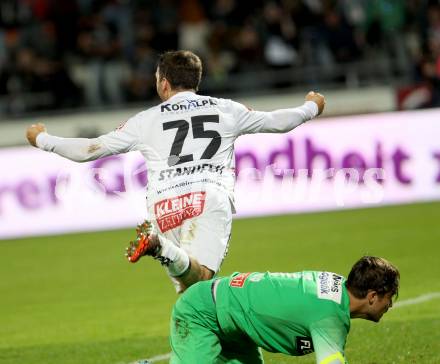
26, 122, 47, 147
305, 91, 325, 116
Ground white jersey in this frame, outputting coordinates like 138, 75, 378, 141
92, 91, 318, 202
99, 92, 243, 201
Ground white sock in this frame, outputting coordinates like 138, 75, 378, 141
157, 235, 190, 277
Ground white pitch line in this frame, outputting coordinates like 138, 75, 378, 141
125, 292, 440, 364
145, 353, 171, 363
393, 292, 440, 308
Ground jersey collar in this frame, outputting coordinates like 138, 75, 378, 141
168, 91, 197, 101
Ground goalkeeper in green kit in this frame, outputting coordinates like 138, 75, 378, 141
170, 256, 399, 363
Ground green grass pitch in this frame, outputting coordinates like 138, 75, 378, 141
1, 201, 440, 364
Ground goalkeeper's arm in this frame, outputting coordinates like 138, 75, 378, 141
310, 319, 349, 364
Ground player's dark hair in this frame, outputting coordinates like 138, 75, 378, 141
157, 50, 202, 91
346, 256, 400, 299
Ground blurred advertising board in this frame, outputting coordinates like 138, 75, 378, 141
1, 108, 440, 239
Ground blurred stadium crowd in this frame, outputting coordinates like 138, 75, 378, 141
1, 0, 440, 116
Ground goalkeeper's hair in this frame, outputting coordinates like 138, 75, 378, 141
157, 50, 202, 91
346, 256, 400, 299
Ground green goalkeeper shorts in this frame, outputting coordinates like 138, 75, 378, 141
170, 279, 264, 364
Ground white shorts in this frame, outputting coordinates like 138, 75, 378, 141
146, 186, 233, 284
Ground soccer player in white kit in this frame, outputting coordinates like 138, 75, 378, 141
26, 50, 325, 292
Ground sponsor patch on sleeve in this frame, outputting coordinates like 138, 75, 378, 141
154, 191, 206, 233
317, 272, 343, 304
230, 273, 251, 288
295, 336, 314, 355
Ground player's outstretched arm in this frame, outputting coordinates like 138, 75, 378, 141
25, 117, 140, 163
232, 90, 326, 135
255, 91, 325, 133
26, 122, 113, 162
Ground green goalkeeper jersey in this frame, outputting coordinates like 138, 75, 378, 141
214, 271, 351, 363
